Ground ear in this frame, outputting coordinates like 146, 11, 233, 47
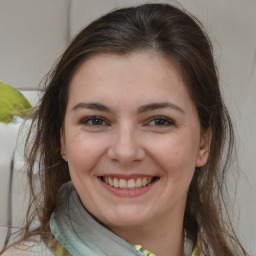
196, 128, 212, 167
60, 128, 67, 161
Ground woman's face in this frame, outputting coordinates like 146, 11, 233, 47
61, 51, 210, 232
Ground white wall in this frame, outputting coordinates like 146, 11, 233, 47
0, 0, 70, 89
0, 0, 255, 254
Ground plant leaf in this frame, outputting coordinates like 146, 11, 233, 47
0, 81, 33, 124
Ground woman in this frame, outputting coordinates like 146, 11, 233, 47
1, 3, 249, 256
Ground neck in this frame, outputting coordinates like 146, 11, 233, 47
108, 211, 185, 256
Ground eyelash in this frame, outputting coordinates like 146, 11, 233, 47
145, 116, 175, 127
80, 116, 109, 126
80, 115, 175, 127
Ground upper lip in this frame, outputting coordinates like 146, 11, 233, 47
98, 174, 157, 180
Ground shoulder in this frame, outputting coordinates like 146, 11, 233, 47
1, 238, 54, 256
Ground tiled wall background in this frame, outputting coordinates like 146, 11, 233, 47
0, 0, 255, 254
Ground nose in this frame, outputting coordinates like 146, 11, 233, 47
107, 126, 146, 165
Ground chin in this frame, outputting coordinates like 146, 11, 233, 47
100, 207, 153, 229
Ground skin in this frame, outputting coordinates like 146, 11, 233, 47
61, 51, 211, 256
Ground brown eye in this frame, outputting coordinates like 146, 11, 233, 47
81, 116, 109, 126
147, 116, 174, 127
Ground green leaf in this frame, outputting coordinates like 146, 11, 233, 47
0, 81, 33, 124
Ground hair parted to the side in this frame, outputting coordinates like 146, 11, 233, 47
2, 3, 249, 256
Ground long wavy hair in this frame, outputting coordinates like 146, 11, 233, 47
3, 3, 249, 255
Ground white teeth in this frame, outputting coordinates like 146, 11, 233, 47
109, 177, 113, 186
127, 179, 136, 189
102, 176, 154, 189
135, 178, 142, 188
119, 179, 126, 188
113, 178, 119, 188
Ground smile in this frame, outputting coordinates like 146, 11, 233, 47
100, 176, 157, 190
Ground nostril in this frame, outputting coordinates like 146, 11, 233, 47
107, 144, 145, 164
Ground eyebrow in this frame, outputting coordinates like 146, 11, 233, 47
137, 102, 185, 114
72, 102, 184, 114
72, 102, 113, 113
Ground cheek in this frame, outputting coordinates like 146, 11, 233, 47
66, 132, 107, 176
148, 132, 199, 181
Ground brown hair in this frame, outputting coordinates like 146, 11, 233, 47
3, 3, 249, 255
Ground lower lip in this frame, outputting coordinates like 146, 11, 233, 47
99, 178, 157, 197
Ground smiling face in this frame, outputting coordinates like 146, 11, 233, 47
61, 51, 210, 235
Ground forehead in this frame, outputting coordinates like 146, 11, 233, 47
70, 50, 182, 83
67, 51, 194, 112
